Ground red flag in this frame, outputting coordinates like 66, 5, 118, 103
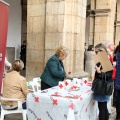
0, 1, 9, 94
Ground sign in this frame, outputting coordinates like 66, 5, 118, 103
93, 51, 113, 72
0, 1, 9, 94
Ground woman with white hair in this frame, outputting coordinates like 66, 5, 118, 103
41, 45, 69, 90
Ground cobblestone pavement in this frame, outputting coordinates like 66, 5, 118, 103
0, 106, 116, 120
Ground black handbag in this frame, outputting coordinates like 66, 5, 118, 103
91, 73, 114, 96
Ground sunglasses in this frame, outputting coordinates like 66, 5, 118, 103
95, 50, 103, 54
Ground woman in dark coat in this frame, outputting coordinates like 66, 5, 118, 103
41, 46, 69, 90
93, 43, 113, 120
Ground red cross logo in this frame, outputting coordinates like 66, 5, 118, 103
59, 84, 63, 89
35, 97, 39, 102
69, 103, 74, 110
52, 99, 58, 105
65, 81, 69, 86
37, 118, 41, 120
84, 80, 87, 84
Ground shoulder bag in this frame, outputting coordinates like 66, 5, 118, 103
91, 73, 114, 96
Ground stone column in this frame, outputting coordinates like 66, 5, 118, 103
27, 0, 46, 80
21, 0, 27, 44
115, 0, 120, 45
89, 0, 117, 45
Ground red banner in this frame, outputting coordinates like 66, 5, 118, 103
0, 1, 9, 94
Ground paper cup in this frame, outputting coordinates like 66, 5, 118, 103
64, 79, 71, 90
82, 77, 88, 85
58, 81, 65, 90
72, 78, 80, 87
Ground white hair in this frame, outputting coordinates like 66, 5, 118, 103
105, 41, 114, 48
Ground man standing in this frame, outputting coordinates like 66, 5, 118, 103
105, 41, 116, 107
105, 41, 115, 57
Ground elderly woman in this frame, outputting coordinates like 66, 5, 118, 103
2, 59, 29, 109
41, 45, 69, 90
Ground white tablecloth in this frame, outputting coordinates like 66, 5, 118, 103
27, 85, 111, 120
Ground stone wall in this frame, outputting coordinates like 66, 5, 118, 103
89, 0, 117, 46
21, 0, 27, 43
27, 0, 88, 81
27, 0, 46, 81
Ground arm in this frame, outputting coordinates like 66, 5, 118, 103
95, 65, 112, 80
21, 78, 29, 97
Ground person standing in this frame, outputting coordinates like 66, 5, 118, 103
41, 45, 69, 90
105, 41, 116, 108
114, 42, 120, 120
93, 43, 113, 120
85, 45, 95, 81
20, 40, 26, 70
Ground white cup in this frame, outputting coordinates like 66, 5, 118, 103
58, 81, 65, 90
82, 77, 88, 86
72, 78, 80, 87
64, 79, 71, 90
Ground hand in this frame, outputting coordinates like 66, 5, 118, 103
95, 65, 101, 73
5, 66, 10, 70
68, 72, 71, 75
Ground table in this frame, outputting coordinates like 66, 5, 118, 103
27, 85, 111, 120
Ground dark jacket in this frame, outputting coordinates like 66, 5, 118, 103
41, 54, 66, 87
93, 63, 112, 102
115, 52, 120, 90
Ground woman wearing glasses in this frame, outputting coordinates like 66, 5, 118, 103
41, 45, 69, 90
93, 43, 113, 120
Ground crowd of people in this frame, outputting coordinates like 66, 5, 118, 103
84, 41, 120, 120
1, 41, 120, 120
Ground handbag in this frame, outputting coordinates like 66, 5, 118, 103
91, 73, 114, 96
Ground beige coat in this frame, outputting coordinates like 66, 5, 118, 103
2, 71, 29, 107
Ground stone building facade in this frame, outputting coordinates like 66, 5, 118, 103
21, 0, 120, 81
